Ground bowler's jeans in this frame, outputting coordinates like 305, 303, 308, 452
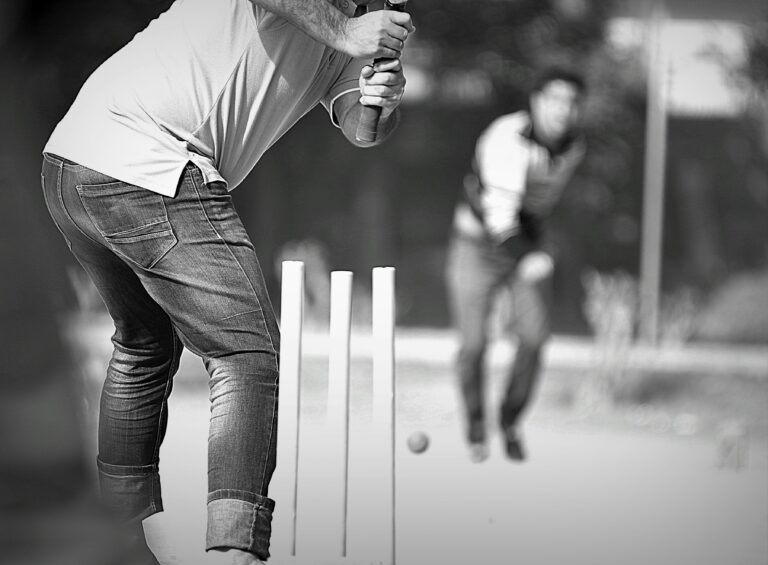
445, 234, 552, 441
41, 154, 279, 560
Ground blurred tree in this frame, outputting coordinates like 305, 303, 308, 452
407, 0, 616, 100
742, 15, 768, 160
744, 16, 768, 90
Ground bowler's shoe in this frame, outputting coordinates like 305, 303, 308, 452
467, 421, 489, 463
468, 442, 490, 463
503, 428, 526, 462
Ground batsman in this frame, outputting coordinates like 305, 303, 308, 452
40, 0, 413, 563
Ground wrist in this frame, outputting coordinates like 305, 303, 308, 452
328, 0, 358, 17
315, 0, 353, 53
380, 106, 396, 120
335, 15, 354, 54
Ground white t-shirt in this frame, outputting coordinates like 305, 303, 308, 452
453, 111, 584, 243
44, 0, 365, 196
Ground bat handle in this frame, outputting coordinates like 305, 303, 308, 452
356, 57, 385, 144
356, 106, 383, 143
355, 0, 407, 144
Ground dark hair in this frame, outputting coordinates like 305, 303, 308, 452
530, 66, 587, 95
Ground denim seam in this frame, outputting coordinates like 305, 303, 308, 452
75, 180, 129, 193
171, 323, 205, 359
249, 503, 257, 551
263, 391, 279, 496
188, 169, 280, 495
107, 229, 175, 244
207, 489, 274, 510
41, 169, 72, 249
139, 199, 178, 269
42, 153, 61, 167
217, 309, 260, 323
151, 326, 180, 464
150, 479, 157, 515
147, 328, 179, 515
98, 471, 157, 479
43, 152, 87, 171
97, 457, 159, 473
55, 161, 105, 249
99, 219, 170, 238
102, 233, 175, 271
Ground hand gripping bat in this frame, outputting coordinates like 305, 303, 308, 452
355, 0, 408, 143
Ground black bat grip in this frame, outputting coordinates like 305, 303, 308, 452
355, 0, 408, 143
355, 61, 385, 144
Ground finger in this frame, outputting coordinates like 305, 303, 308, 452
377, 20, 412, 46
387, 25, 410, 42
375, 46, 400, 59
388, 11, 415, 33
361, 88, 403, 101
381, 36, 404, 54
359, 94, 401, 108
360, 65, 375, 79
364, 72, 404, 87
383, 25, 411, 46
373, 59, 402, 73
361, 83, 403, 97
364, 68, 402, 82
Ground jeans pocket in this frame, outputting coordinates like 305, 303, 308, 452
76, 180, 178, 269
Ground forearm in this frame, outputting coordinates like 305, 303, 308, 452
250, 0, 349, 51
476, 137, 528, 241
479, 181, 525, 243
339, 104, 400, 148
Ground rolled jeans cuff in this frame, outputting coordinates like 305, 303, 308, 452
97, 457, 163, 522
206, 489, 275, 560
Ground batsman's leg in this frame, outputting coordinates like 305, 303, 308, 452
123, 164, 280, 561
41, 154, 184, 563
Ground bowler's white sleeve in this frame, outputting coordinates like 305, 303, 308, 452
475, 117, 529, 242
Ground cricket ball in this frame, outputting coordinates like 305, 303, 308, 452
407, 431, 430, 454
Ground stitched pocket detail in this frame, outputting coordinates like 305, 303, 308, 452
76, 181, 178, 269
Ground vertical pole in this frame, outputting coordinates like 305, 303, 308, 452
640, 1, 670, 345
276, 260, 304, 556
372, 267, 396, 565
327, 271, 353, 558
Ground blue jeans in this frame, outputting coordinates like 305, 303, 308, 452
445, 234, 552, 441
41, 154, 279, 560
